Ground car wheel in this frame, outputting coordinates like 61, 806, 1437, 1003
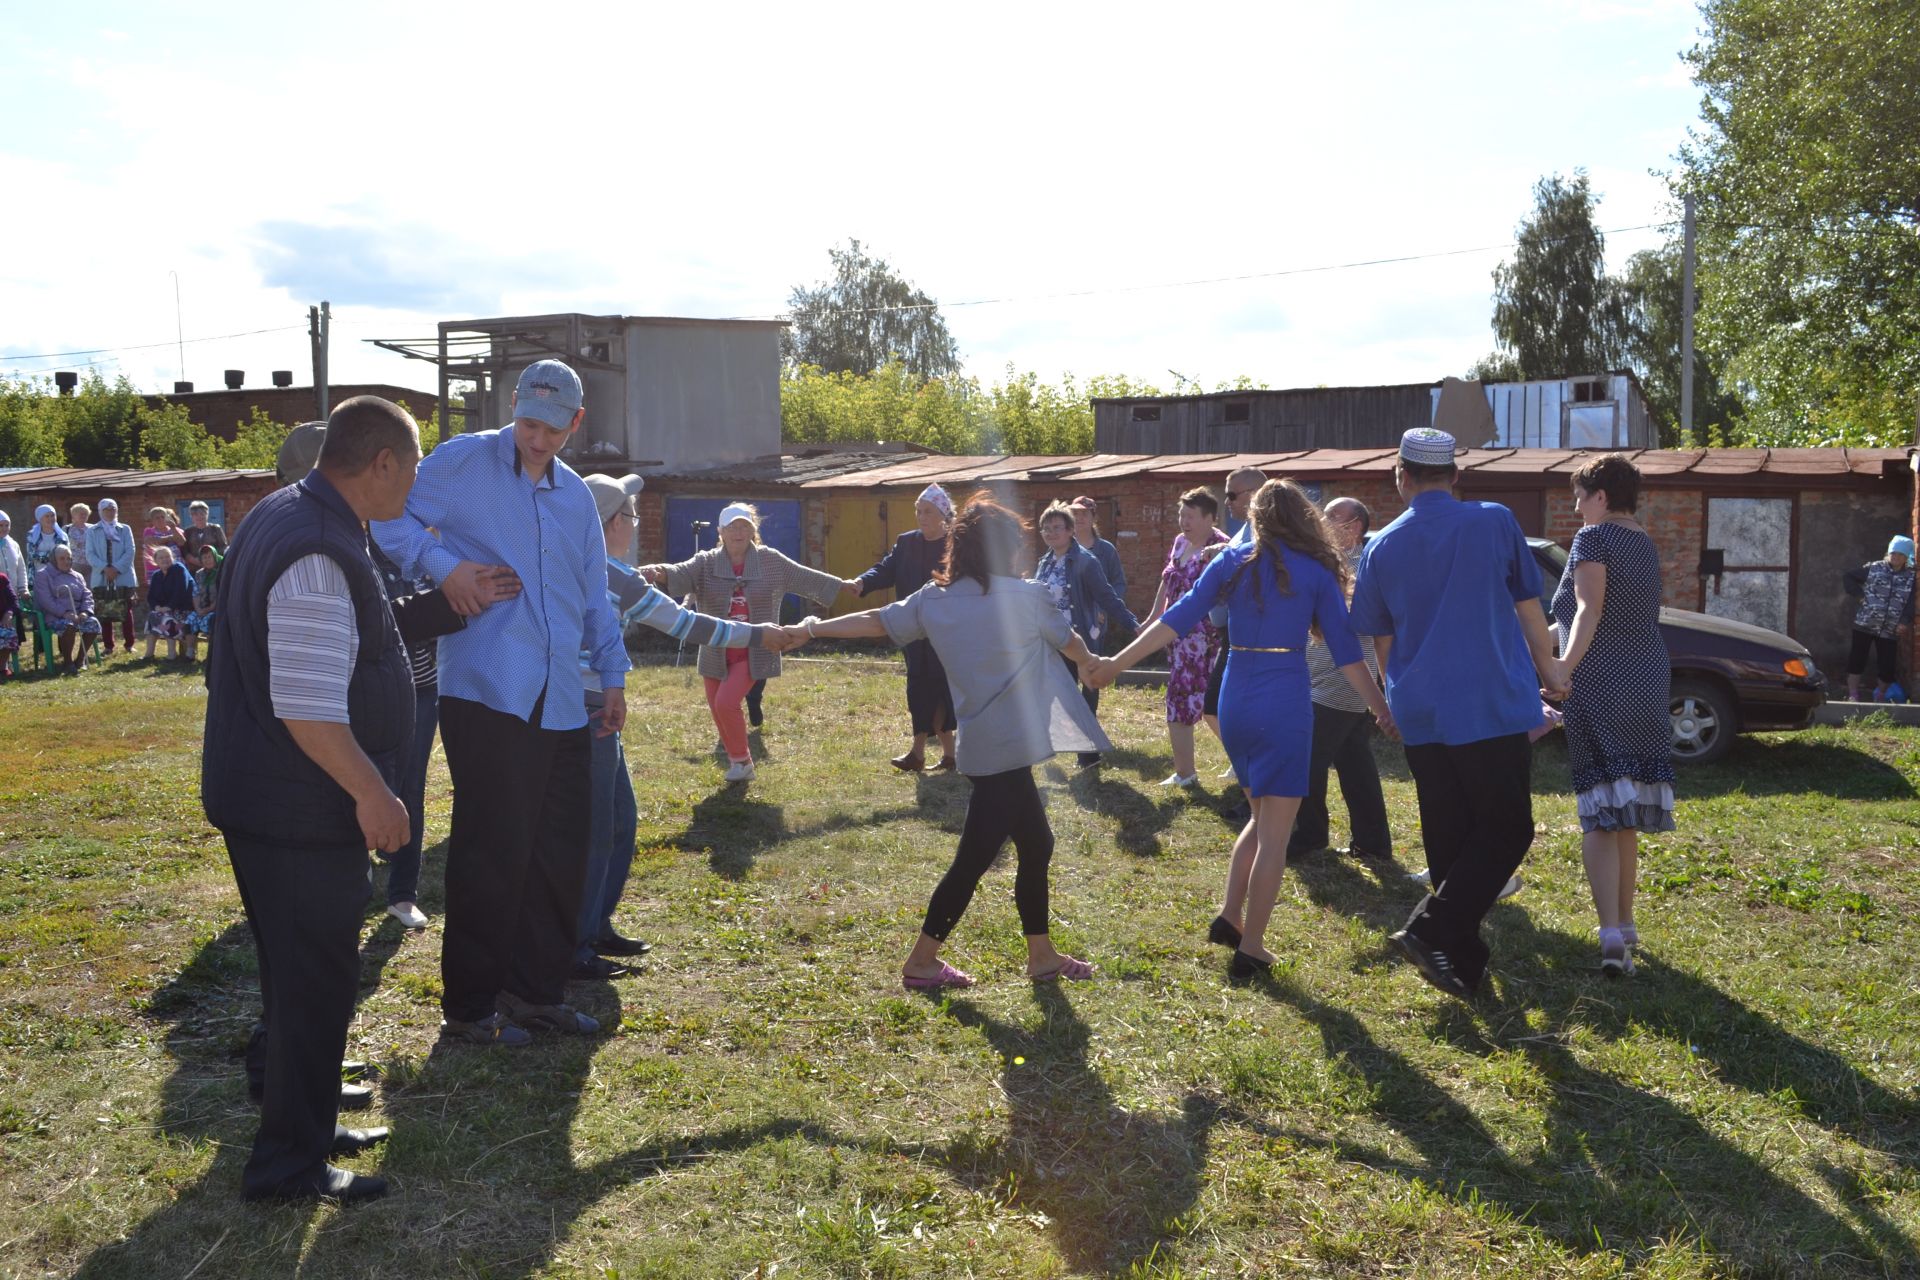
1670, 678, 1735, 765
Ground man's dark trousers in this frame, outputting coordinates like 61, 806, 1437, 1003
438, 695, 592, 1022
1289, 705, 1392, 857
1400, 732, 1534, 986
225, 833, 366, 1196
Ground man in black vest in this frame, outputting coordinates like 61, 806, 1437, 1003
202, 396, 425, 1203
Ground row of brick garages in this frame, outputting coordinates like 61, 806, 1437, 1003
1, 447, 1909, 685
636, 446, 1916, 683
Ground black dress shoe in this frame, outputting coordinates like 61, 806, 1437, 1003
244, 1164, 388, 1204
592, 932, 653, 958
1227, 950, 1273, 984
1207, 915, 1243, 950
570, 955, 631, 981
1076, 752, 1103, 769
331, 1124, 390, 1155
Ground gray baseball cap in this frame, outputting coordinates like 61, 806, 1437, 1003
513, 360, 584, 430
276, 421, 329, 485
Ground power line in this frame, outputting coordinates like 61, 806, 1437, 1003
3, 323, 308, 364
733, 221, 1683, 319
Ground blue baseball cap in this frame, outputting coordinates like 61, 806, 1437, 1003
1889, 535, 1915, 560
513, 360, 583, 430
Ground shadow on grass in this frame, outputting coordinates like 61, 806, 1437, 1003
1296, 850, 1920, 1170
1671, 733, 1917, 801
1243, 968, 1905, 1276
675, 791, 931, 880
941, 985, 1223, 1277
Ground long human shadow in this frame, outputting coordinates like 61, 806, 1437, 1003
1671, 733, 1917, 801
1291, 848, 1919, 1165
1059, 750, 1190, 857
1245, 975, 1899, 1276
940, 985, 1223, 1276
674, 793, 931, 879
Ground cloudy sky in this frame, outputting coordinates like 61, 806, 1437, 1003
1, 1, 1707, 399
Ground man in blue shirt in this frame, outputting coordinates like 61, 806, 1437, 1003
373, 360, 630, 1046
1349, 428, 1565, 999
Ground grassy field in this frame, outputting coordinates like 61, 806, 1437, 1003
1, 654, 1917, 1279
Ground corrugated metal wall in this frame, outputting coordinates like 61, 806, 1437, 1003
1094, 385, 1433, 453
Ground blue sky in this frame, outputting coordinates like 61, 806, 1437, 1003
0, 0, 1708, 400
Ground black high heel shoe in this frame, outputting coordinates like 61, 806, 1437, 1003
1207, 915, 1243, 949
1227, 949, 1272, 984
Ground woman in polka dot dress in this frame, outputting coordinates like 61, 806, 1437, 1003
1546, 453, 1675, 978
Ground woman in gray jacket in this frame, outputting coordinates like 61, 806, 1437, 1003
643, 502, 849, 781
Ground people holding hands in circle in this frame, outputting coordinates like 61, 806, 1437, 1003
845, 484, 957, 772
1082, 479, 1394, 983
778, 497, 1106, 990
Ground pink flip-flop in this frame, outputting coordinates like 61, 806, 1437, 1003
1028, 956, 1096, 983
902, 962, 975, 991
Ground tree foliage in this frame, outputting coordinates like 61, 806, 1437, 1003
1611, 244, 1744, 444
783, 240, 962, 380
1480, 172, 1627, 382
0, 375, 300, 471
1677, 0, 1920, 445
780, 363, 1168, 455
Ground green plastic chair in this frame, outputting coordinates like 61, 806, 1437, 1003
22, 602, 102, 672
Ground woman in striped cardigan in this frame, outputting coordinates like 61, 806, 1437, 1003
642, 502, 851, 782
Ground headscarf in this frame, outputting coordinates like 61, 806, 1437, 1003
916, 484, 953, 518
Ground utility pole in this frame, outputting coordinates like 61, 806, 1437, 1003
170, 270, 185, 384
1681, 194, 1696, 444
309, 301, 331, 419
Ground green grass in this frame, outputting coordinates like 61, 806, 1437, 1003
1, 655, 1916, 1278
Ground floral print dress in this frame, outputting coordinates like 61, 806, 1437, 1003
1161, 530, 1228, 724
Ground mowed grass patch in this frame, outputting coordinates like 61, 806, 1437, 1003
0, 656, 1914, 1278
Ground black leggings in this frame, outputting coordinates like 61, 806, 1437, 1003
922, 767, 1054, 940
1847, 629, 1899, 683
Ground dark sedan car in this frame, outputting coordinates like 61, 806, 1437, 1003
1530, 539, 1826, 765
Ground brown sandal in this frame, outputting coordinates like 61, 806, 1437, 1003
890, 752, 926, 773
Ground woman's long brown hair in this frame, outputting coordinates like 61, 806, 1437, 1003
1228, 478, 1351, 611
936, 496, 1028, 593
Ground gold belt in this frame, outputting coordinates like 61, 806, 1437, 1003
1229, 645, 1298, 653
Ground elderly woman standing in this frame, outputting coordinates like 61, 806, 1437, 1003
0, 512, 25, 673
86, 498, 139, 656
1033, 501, 1138, 767
24, 505, 68, 572
1145, 487, 1229, 787
64, 504, 92, 581
849, 483, 957, 772
642, 503, 849, 783
34, 544, 100, 672
1545, 453, 1674, 977
789, 498, 1107, 988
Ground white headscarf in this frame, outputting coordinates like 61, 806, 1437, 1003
916, 484, 953, 517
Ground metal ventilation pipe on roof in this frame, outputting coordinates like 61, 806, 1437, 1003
224, 369, 245, 390
54, 371, 78, 395
174, 381, 194, 394
271, 370, 293, 387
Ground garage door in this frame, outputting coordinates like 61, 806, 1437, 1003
662, 497, 809, 621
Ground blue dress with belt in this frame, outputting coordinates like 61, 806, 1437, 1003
1161, 540, 1363, 797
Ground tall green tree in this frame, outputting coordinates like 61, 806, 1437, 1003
783, 240, 962, 380
1475, 172, 1628, 382
1612, 243, 1744, 444
1677, 0, 1920, 445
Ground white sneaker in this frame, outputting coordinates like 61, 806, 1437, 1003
1407, 868, 1432, 887
387, 901, 428, 930
723, 759, 756, 783
1216, 765, 1238, 779
1159, 772, 1198, 788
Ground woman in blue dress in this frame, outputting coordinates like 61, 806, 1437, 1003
1089, 480, 1394, 980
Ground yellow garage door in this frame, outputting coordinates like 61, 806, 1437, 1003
824, 498, 895, 616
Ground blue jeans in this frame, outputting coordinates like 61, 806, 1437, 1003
383, 685, 440, 906
575, 712, 637, 960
